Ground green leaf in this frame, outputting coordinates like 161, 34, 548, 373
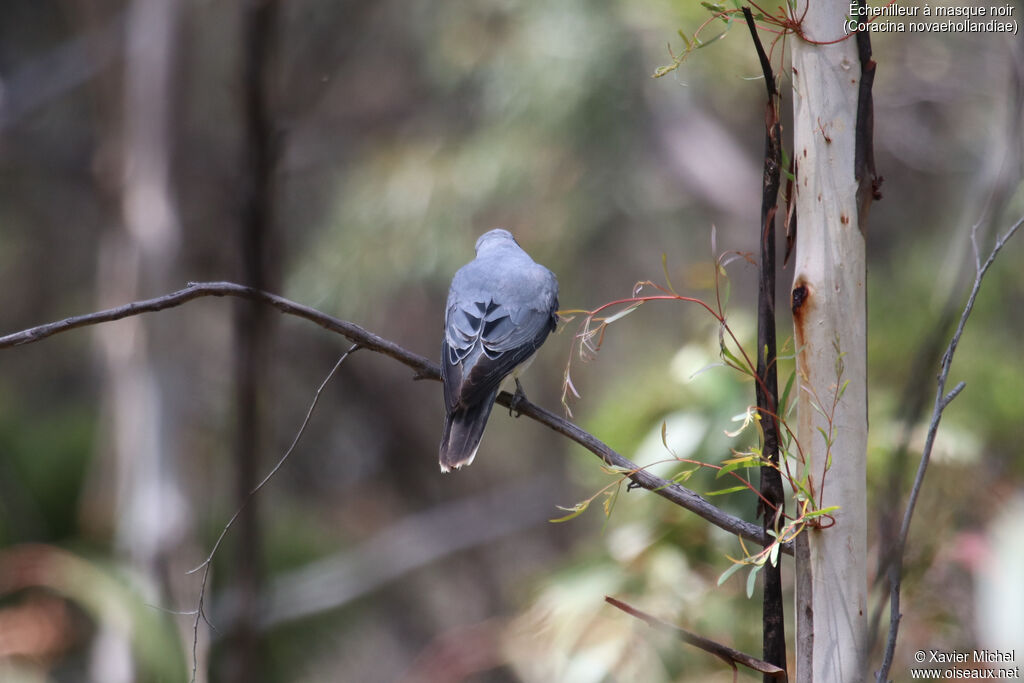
780, 370, 796, 417
720, 342, 750, 377
549, 501, 589, 523
716, 455, 760, 478
809, 396, 828, 420
836, 378, 850, 403
602, 303, 641, 324
803, 505, 841, 519
720, 271, 732, 309
791, 478, 814, 502
746, 564, 763, 598
651, 467, 697, 492
689, 361, 724, 381
717, 561, 745, 586
769, 541, 781, 567
661, 253, 678, 294
602, 486, 621, 518
672, 466, 699, 483
652, 63, 680, 79
705, 484, 748, 496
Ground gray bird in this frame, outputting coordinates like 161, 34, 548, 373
439, 229, 559, 472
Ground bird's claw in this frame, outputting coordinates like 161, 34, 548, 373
509, 378, 527, 417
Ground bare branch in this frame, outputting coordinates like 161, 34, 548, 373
941, 381, 966, 408
876, 213, 1024, 682
188, 345, 357, 683
0, 282, 426, 370
605, 596, 787, 681
0, 280, 784, 552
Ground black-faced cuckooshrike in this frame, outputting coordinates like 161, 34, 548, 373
439, 229, 559, 472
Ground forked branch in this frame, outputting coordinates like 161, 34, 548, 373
605, 596, 787, 681
876, 214, 1024, 681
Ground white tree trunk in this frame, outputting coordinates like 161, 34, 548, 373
790, 1, 868, 681
89, 0, 187, 680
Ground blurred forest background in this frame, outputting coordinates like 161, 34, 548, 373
1, 1, 1022, 681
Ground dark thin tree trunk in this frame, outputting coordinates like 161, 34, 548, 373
742, 9, 788, 679
226, 2, 279, 681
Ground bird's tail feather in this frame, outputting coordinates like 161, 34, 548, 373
439, 391, 498, 472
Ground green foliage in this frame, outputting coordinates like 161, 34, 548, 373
0, 403, 95, 543
652, 2, 740, 78
559, 249, 865, 608
288, 0, 642, 322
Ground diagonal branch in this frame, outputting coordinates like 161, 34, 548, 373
876, 214, 1024, 682
605, 596, 787, 681
0, 280, 787, 553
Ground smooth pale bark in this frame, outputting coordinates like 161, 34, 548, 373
790, 2, 868, 681
90, 0, 187, 680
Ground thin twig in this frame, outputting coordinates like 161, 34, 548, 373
871, 158, 1018, 652
876, 214, 1024, 682
188, 345, 358, 683
605, 596, 787, 681
0, 281, 785, 553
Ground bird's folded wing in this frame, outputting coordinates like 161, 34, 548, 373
442, 296, 555, 410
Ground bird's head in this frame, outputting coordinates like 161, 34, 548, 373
475, 228, 519, 255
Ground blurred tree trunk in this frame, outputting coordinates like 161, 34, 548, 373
222, 1, 280, 681
89, 0, 186, 680
790, 1, 869, 681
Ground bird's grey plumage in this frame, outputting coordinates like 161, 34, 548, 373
439, 229, 559, 472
